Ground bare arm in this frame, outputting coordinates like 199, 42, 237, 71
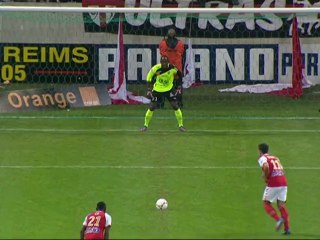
262, 162, 269, 183
175, 70, 183, 87
80, 226, 86, 240
104, 226, 111, 240
146, 82, 153, 91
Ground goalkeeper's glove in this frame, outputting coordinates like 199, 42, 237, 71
175, 86, 182, 96
147, 89, 156, 101
147, 89, 153, 98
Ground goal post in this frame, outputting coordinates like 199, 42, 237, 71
0, 2, 319, 115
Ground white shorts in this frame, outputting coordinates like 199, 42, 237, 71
262, 186, 288, 202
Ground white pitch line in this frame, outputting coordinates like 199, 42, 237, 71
1, 115, 320, 120
0, 165, 319, 170
0, 128, 320, 133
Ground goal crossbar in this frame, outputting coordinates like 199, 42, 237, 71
0, 6, 320, 14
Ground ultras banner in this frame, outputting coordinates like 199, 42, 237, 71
82, 0, 320, 38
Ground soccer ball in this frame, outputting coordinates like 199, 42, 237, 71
156, 198, 168, 210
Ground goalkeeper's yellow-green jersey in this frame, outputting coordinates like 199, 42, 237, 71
146, 63, 178, 92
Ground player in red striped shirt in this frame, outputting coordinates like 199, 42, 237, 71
258, 143, 291, 235
80, 201, 112, 240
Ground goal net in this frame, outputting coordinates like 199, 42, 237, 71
0, 0, 319, 118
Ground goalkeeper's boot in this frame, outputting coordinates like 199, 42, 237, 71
140, 126, 148, 132
179, 126, 186, 132
275, 218, 284, 231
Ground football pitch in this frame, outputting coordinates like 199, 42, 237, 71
0, 85, 320, 239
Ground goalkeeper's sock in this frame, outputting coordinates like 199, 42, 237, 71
144, 109, 154, 127
174, 109, 183, 127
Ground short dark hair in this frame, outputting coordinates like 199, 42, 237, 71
96, 201, 106, 211
160, 56, 169, 61
258, 143, 269, 154
167, 28, 176, 36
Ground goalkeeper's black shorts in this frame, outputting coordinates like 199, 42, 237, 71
151, 89, 177, 103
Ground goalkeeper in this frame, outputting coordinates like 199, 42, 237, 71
140, 56, 186, 132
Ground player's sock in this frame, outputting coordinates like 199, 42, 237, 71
144, 109, 154, 127
279, 206, 290, 231
264, 202, 280, 221
174, 109, 183, 127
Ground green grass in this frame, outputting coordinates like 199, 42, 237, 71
0, 84, 320, 239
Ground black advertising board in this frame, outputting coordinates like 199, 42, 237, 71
0, 43, 94, 84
